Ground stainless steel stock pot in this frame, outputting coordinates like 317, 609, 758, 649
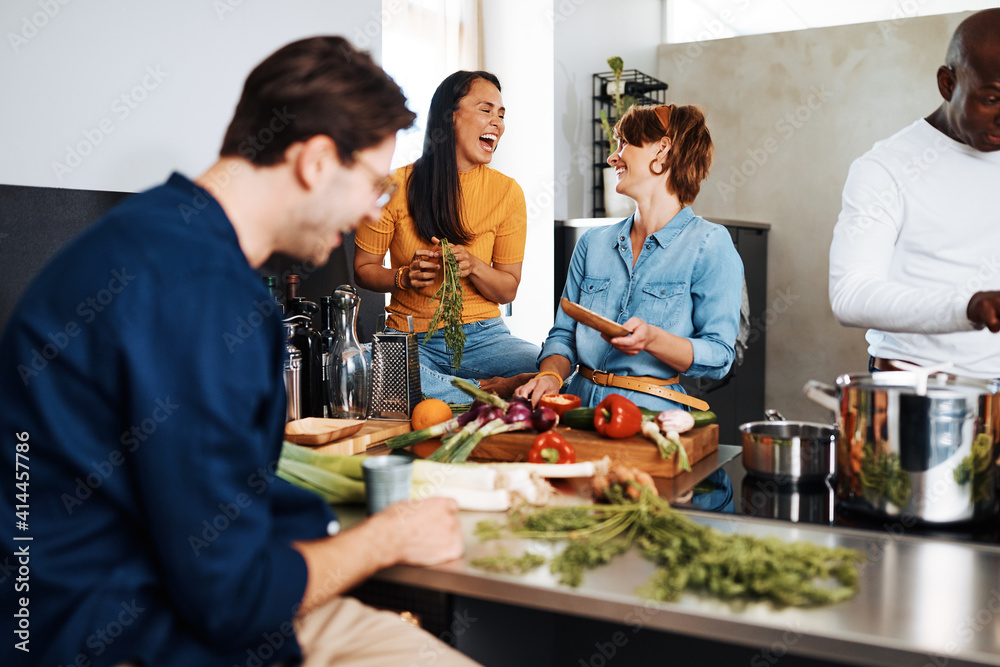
805, 372, 1000, 524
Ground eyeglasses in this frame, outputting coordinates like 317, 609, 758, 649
352, 151, 397, 207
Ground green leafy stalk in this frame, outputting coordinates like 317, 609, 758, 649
470, 549, 546, 575
451, 377, 509, 409
473, 487, 866, 608
280, 442, 366, 479
599, 108, 615, 157
448, 419, 525, 464
424, 239, 465, 368
384, 415, 464, 449
277, 458, 366, 505
641, 422, 691, 472
607, 56, 625, 118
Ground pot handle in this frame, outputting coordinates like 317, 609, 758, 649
803, 380, 840, 413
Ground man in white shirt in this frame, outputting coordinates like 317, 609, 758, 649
829, 9, 1000, 378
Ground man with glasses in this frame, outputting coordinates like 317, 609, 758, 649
353, 150, 399, 208
0, 37, 476, 666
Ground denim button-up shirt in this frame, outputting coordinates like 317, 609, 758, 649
541, 207, 744, 410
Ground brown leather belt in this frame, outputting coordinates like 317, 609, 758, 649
578, 365, 709, 411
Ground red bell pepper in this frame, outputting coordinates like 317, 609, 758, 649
594, 393, 643, 439
528, 431, 576, 464
538, 393, 582, 418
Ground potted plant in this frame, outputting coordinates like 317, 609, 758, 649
599, 56, 636, 218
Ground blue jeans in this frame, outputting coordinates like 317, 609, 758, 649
386, 317, 541, 404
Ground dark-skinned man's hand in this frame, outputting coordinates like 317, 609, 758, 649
967, 291, 1000, 332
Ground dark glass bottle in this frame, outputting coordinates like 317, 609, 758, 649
263, 276, 282, 316
285, 273, 300, 302
282, 274, 324, 418
318, 296, 337, 417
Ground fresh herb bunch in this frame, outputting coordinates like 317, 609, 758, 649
469, 549, 546, 575
474, 485, 865, 607
423, 238, 465, 368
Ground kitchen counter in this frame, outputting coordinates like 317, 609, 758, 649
341, 458, 1000, 666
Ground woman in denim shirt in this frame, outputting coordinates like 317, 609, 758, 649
517, 104, 743, 413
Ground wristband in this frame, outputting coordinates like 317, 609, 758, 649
394, 266, 407, 290
535, 370, 563, 386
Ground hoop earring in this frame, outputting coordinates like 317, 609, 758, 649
649, 158, 665, 176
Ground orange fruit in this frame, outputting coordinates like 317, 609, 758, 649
411, 398, 453, 431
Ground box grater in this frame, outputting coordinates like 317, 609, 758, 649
369, 314, 422, 420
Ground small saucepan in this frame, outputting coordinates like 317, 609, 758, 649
739, 411, 837, 483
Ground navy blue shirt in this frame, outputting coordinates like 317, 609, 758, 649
0, 174, 334, 665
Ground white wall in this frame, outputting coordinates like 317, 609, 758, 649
482, 0, 555, 346
0, 0, 556, 347
0, 0, 383, 193
553, 0, 664, 220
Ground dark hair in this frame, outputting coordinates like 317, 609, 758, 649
220, 36, 415, 166
407, 71, 501, 245
615, 104, 713, 206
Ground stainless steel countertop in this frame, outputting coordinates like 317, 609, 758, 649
343, 455, 1000, 666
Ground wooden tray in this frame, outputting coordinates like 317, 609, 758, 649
285, 418, 366, 447
466, 424, 719, 478
561, 298, 630, 338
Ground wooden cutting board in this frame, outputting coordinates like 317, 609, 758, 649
311, 419, 412, 456
466, 424, 719, 479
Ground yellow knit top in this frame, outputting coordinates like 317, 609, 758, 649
354, 163, 527, 333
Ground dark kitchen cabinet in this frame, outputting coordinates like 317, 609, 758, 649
0, 183, 380, 343
553, 217, 769, 446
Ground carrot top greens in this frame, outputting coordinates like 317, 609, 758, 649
472, 485, 865, 607
423, 239, 465, 368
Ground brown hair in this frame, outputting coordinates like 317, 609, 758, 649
614, 104, 713, 206
220, 36, 415, 166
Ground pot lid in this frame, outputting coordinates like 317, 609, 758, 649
836, 372, 999, 398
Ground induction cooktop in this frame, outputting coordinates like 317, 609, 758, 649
675, 456, 1000, 547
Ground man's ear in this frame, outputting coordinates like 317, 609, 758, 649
937, 65, 957, 102
292, 135, 339, 190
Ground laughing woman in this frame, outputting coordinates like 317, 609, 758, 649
353, 71, 540, 403
516, 104, 743, 413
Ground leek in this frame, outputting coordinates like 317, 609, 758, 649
277, 458, 366, 504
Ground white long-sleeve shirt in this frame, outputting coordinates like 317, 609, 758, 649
829, 119, 1000, 379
